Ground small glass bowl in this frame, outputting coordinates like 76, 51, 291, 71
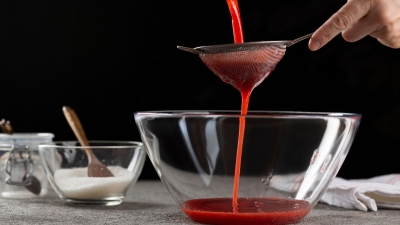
38, 141, 146, 206
134, 110, 361, 225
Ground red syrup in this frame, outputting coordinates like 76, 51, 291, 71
226, 0, 245, 211
182, 1, 307, 224
182, 198, 310, 225
226, 0, 244, 44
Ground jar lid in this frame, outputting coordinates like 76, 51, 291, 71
0, 133, 54, 151
0, 133, 54, 140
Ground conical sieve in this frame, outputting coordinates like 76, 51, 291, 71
177, 33, 313, 92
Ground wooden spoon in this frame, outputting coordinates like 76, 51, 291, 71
62, 106, 114, 177
0, 119, 42, 195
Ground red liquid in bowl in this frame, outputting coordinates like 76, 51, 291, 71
182, 198, 311, 225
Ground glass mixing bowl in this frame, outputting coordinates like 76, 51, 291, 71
134, 110, 361, 225
39, 141, 146, 206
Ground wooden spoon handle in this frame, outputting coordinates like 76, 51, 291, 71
62, 106, 90, 148
63, 106, 113, 177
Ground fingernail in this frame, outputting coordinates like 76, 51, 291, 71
309, 40, 320, 51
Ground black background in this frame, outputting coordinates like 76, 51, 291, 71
1, 0, 400, 180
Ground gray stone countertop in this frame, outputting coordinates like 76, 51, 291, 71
1, 180, 400, 225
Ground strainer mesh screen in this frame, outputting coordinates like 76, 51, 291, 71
199, 45, 286, 92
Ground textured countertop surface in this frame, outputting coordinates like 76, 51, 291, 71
1, 180, 400, 225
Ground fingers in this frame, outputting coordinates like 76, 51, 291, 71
341, 16, 379, 42
374, 28, 400, 48
309, 0, 371, 51
368, 0, 400, 49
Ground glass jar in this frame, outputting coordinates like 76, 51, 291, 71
0, 133, 54, 198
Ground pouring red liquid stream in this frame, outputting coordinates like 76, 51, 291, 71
181, 1, 310, 224
225, 0, 246, 211
226, 0, 244, 44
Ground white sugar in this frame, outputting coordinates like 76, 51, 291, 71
54, 166, 134, 199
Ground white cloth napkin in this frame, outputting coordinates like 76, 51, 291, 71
320, 174, 400, 211
269, 173, 400, 211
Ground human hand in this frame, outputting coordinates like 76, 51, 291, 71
309, 0, 400, 51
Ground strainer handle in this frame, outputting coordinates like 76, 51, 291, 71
177, 46, 203, 55
288, 33, 314, 47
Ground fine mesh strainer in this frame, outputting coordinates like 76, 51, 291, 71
177, 33, 313, 92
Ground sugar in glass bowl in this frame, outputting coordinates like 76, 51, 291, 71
38, 141, 146, 206
134, 110, 361, 225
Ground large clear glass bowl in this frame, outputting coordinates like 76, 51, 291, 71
134, 110, 361, 225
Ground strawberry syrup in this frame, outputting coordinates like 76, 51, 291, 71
227, 0, 248, 211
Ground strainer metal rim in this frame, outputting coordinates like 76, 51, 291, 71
177, 32, 313, 54
194, 40, 290, 52
177, 41, 289, 55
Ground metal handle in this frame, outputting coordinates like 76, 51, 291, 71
177, 45, 203, 55
287, 33, 314, 47
5, 145, 34, 186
